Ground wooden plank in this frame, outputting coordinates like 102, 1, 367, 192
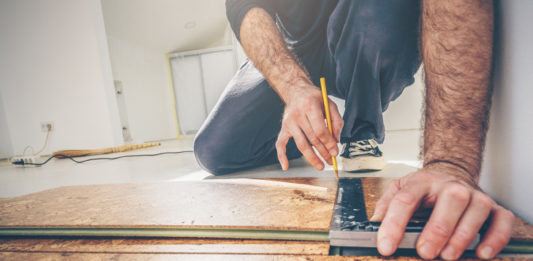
0, 178, 336, 232
511, 218, 533, 241
0, 227, 329, 241
1, 177, 532, 241
0, 238, 329, 255
0, 177, 532, 258
1, 252, 532, 260
0, 177, 531, 249
361, 177, 394, 220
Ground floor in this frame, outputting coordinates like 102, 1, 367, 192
0, 137, 420, 198
0, 66, 424, 199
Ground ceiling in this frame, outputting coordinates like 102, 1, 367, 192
101, 0, 230, 53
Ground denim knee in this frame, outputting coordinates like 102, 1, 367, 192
193, 132, 231, 176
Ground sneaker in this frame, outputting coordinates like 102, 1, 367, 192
340, 139, 386, 172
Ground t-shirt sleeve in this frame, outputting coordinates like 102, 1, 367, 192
225, 0, 276, 41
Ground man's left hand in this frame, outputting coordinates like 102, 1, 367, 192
371, 165, 515, 260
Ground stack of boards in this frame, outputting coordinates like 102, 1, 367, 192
0, 177, 532, 260
0, 178, 337, 240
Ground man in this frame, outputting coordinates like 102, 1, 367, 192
194, 0, 514, 259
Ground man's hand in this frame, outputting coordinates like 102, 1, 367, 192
275, 84, 343, 171
393, 1, 512, 258
239, 8, 343, 171
371, 165, 515, 260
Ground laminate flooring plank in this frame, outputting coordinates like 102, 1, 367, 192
0, 178, 336, 231
511, 218, 533, 241
1, 177, 531, 242
0, 238, 329, 255
360, 178, 394, 221
1, 252, 532, 260
260, 177, 338, 191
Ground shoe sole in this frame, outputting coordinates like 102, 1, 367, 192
341, 156, 387, 172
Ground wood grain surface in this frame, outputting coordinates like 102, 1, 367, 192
0, 178, 336, 231
0, 177, 532, 239
361, 177, 394, 220
0, 238, 329, 255
1, 177, 532, 260
1, 252, 532, 260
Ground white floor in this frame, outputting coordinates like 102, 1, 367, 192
0, 137, 421, 198
0, 64, 425, 199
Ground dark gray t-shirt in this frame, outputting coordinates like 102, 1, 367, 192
226, 0, 338, 52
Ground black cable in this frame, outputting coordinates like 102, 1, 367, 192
11, 150, 194, 167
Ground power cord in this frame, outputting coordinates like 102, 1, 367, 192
11, 150, 194, 167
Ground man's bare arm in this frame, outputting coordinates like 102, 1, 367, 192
422, 0, 493, 185
240, 8, 309, 103
239, 8, 343, 170
372, 1, 514, 260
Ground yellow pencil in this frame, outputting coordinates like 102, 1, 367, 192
320, 77, 339, 180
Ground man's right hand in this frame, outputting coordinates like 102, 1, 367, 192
275, 84, 343, 171
239, 7, 343, 170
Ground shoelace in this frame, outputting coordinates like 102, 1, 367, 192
347, 140, 379, 157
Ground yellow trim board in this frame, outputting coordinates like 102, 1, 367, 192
166, 53, 181, 140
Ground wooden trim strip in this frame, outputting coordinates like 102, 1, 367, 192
0, 227, 330, 241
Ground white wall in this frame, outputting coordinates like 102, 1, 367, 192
171, 55, 207, 135
381, 69, 424, 162
169, 47, 238, 135
101, 4, 233, 143
106, 35, 176, 142
0, 90, 14, 158
480, 1, 533, 224
200, 50, 239, 112
0, 0, 122, 156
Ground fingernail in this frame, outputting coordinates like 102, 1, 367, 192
369, 214, 379, 221
378, 238, 394, 256
479, 246, 493, 259
419, 242, 437, 258
330, 149, 338, 157
441, 245, 457, 260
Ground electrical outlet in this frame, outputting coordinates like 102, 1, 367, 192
41, 122, 53, 132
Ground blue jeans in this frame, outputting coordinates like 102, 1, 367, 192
194, 0, 421, 175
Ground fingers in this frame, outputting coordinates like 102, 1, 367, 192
372, 169, 513, 259
416, 184, 471, 259
377, 181, 430, 256
276, 123, 324, 171
328, 100, 344, 142
275, 130, 290, 170
476, 205, 514, 259
287, 118, 324, 170
275, 89, 342, 171
297, 116, 332, 165
440, 191, 492, 260
307, 106, 338, 157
